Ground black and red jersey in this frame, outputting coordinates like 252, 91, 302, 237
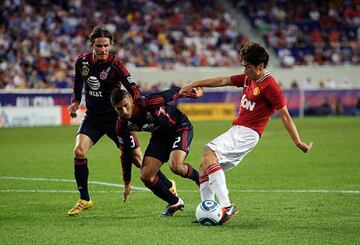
71, 52, 141, 118
116, 87, 198, 183
116, 87, 193, 137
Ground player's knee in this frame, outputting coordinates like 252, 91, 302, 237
140, 171, 152, 185
169, 161, 186, 175
74, 146, 87, 158
201, 148, 216, 169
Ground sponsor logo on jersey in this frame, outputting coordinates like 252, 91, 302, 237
240, 94, 255, 111
141, 123, 159, 132
87, 76, 103, 97
99, 67, 111, 80
87, 76, 100, 90
81, 66, 89, 76
127, 76, 135, 83
127, 121, 158, 132
253, 87, 260, 96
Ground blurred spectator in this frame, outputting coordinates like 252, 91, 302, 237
325, 78, 337, 89
303, 77, 316, 90
0, 0, 248, 89
319, 80, 326, 89
290, 79, 299, 89
236, 0, 360, 67
354, 96, 360, 115
320, 97, 332, 116
334, 98, 343, 115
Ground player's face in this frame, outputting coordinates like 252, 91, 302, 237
242, 61, 264, 80
92, 37, 111, 61
114, 96, 134, 119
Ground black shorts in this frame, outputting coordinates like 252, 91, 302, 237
77, 115, 120, 147
144, 127, 193, 163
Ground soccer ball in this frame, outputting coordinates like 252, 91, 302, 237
195, 200, 222, 226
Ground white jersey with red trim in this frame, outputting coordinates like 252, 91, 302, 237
230, 72, 286, 136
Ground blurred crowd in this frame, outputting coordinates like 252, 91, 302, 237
0, 0, 248, 89
234, 0, 360, 67
0, 0, 359, 90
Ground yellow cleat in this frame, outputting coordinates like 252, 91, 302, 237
68, 199, 93, 216
169, 179, 178, 196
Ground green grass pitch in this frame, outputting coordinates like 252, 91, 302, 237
0, 117, 359, 244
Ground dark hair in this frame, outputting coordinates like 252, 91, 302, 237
111, 88, 129, 106
240, 42, 269, 68
89, 25, 114, 44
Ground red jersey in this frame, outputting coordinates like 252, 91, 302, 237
230, 72, 286, 136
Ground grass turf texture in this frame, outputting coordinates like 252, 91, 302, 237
0, 117, 359, 244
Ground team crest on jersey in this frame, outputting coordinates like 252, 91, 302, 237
82, 66, 89, 76
99, 67, 111, 80
127, 76, 135, 83
253, 87, 260, 96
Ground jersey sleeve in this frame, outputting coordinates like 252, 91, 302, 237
263, 78, 286, 110
71, 57, 84, 104
145, 87, 180, 108
145, 86, 198, 108
116, 118, 140, 184
112, 56, 142, 99
230, 74, 246, 87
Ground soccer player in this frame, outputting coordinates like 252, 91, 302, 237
67, 26, 175, 216
111, 86, 203, 216
180, 42, 313, 225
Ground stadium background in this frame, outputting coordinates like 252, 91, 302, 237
0, 0, 360, 126
1, 0, 360, 244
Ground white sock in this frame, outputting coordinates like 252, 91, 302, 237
206, 163, 231, 207
199, 175, 215, 201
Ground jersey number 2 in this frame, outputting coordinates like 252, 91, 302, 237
172, 136, 181, 148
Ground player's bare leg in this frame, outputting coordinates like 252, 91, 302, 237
68, 134, 94, 216
169, 150, 199, 186
131, 147, 143, 168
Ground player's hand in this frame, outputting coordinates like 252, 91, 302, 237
296, 141, 313, 153
68, 102, 79, 118
179, 84, 194, 96
123, 183, 131, 203
192, 87, 204, 98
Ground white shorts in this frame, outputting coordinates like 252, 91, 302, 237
206, 125, 259, 171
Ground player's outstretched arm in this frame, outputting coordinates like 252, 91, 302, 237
180, 77, 232, 95
277, 106, 313, 153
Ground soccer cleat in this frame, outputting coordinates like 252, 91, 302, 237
160, 197, 184, 217
68, 199, 93, 216
218, 204, 237, 225
169, 179, 178, 196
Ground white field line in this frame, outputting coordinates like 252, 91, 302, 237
0, 176, 149, 191
0, 176, 359, 194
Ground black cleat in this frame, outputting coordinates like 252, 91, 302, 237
218, 204, 237, 225
160, 198, 184, 217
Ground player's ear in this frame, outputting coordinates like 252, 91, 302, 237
128, 94, 134, 103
